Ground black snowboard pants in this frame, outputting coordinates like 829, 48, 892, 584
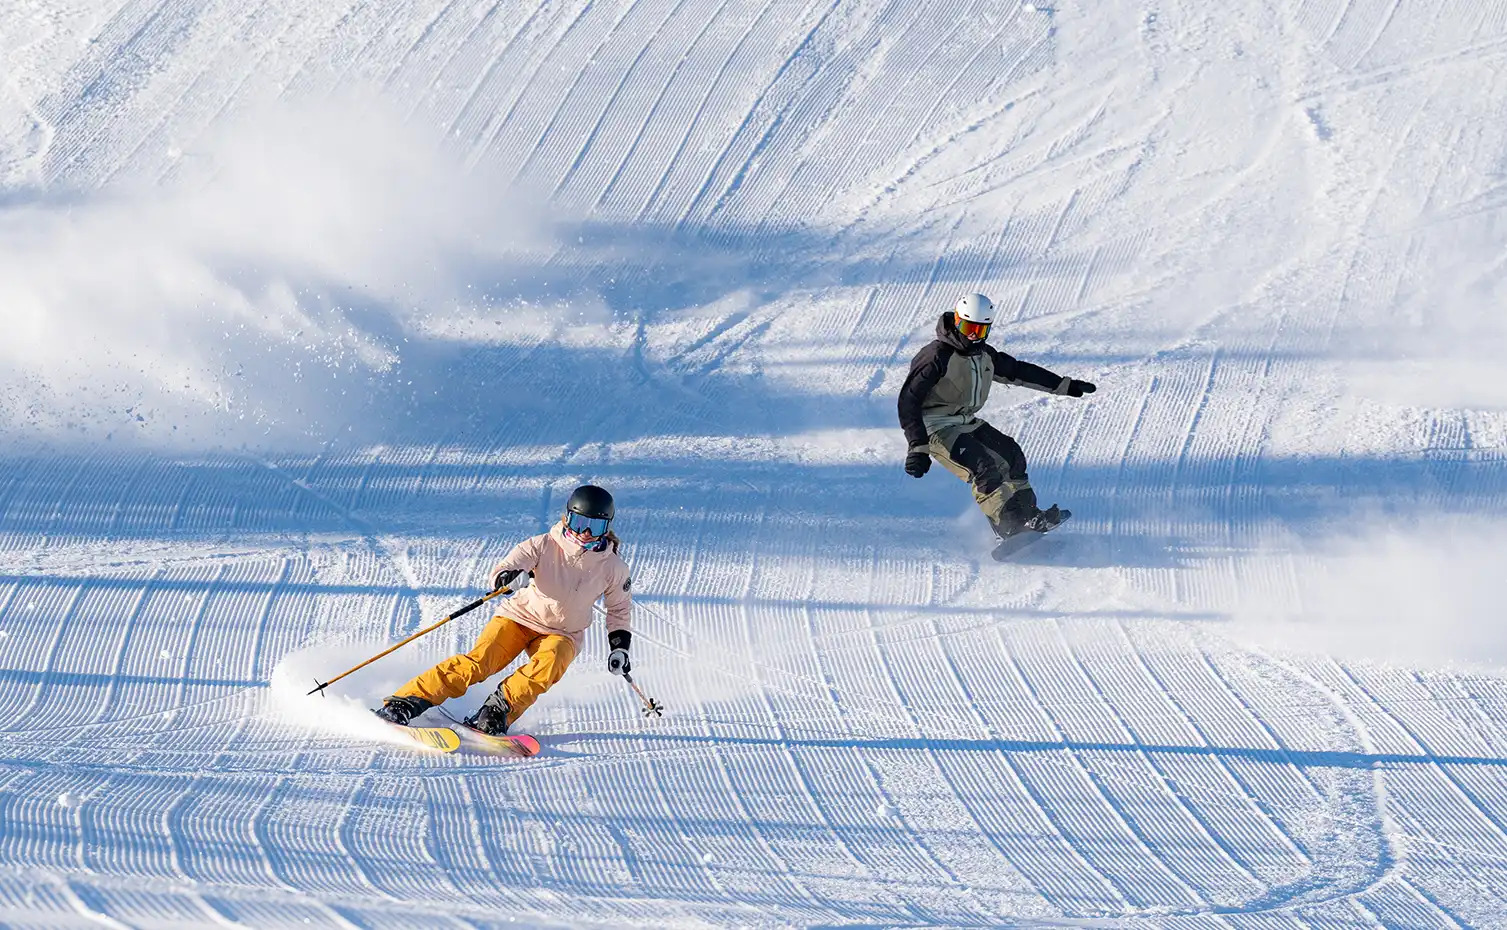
928, 420, 1037, 529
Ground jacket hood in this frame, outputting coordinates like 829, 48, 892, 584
935, 311, 984, 354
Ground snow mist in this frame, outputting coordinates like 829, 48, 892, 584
0, 93, 550, 449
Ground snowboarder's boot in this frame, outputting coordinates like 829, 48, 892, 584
990, 486, 1040, 539
467, 691, 511, 736
375, 694, 432, 726
1023, 504, 1069, 533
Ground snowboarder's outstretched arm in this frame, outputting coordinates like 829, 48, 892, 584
988, 347, 1096, 397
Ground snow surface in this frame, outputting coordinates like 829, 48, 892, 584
3, 0, 1507, 926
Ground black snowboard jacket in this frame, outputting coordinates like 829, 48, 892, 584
897, 312, 1070, 452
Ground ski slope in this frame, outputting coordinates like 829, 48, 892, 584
3, 0, 1507, 926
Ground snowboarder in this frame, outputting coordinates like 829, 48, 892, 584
375, 484, 633, 735
898, 293, 1096, 542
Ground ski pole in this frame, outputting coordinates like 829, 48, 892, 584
307, 585, 512, 696
623, 672, 664, 717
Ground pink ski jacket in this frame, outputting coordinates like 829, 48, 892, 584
487, 523, 632, 647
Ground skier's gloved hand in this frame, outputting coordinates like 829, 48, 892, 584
1067, 380, 1096, 397
607, 630, 632, 677
493, 569, 522, 591
905, 450, 931, 478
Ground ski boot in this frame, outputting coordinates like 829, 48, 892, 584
466, 692, 511, 735
374, 695, 432, 726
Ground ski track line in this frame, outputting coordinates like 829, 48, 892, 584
255, 457, 428, 639
1050, 619, 1265, 907
101, 457, 153, 537
721, 512, 834, 915
921, 615, 1065, 914
1102, 621, 1298, 891
1243, 651, 1403, 911
851, 551, 998, 921
672, 0, 840, 233
336, 772, 407, 905
957, 633, 1134, 916
549, 0, 693, 203
7, 583, 88, 727
245, 557, 290, 693
505, 0, 647, 189
85, 0, 239, 188
445, 774, 510, 904
733, 559, 888, 917
299, 2, 414, 102
101, 3, 272, 188
57, 877, 134, 930
1129, 629, 1316, 875
1323, 0, 1360, 46
447, 5, 546, 146
1333, 665, 1507, 867
379, 0, 468, 101
147, 3, 305, 186
989, 625, 1139, 912
86, 0, 248, 186
1296, 32, 1507, 103
876, 606, 1066, 918
0, 457, 44, 549
90, 566, 162, 727
84, 770, 186, 880
590, 0, 736, 214
1004, 626, 1204, 912
837, 30, 1052, 233
1322, 95, 1433, 351
1367, 875, 1470, 930
867, 207, 970, 386
469, 2, 597, 170
167, 562, 228, 722
733, 1, 940, 235
783, 559, 931, 924
629, 0, 776, 224
38, 0, 199, 184
702, 724, 829, 914
169, 772, 259, 888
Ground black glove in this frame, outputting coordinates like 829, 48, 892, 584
607, 630, 632, 676
1067, 380, 1096, 398
493, 569, 522, 591
905, 451, 931, 478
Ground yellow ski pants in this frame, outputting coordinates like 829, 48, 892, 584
394, 616, 576, 725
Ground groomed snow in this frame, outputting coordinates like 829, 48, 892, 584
3, 0, 1507, 927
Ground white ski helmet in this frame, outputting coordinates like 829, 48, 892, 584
954, 293, 995, 324
953, 293, 995, 341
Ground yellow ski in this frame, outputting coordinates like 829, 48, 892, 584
373, 715, 462, 752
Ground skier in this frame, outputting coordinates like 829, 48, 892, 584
375, 484, 633, 734
898, 293, 1096, 544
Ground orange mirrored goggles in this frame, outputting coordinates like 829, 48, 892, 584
956, 317, 991, 340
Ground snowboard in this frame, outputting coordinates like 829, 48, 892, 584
990, 508, 1072, 562
437, 708, 542, 757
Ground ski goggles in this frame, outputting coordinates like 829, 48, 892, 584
956, 317, 991, 341
564, 511, 611, 541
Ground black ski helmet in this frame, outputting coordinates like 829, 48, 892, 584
565, 484, 614, 522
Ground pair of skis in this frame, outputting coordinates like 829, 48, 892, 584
377, 708, 540, 757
